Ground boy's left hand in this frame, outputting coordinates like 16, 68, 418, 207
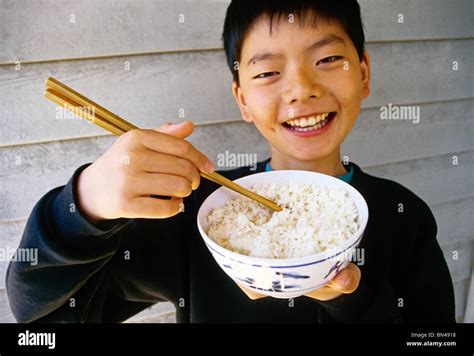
236, 263, 361, 301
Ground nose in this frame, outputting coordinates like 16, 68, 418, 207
282, 66, 324, 104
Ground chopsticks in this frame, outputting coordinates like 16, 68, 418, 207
43, 77, 282, 212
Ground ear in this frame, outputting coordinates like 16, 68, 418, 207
232, 81, 253, 123
359, 50, 371, 100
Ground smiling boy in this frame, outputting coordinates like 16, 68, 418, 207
231, 10, 367, 178
7, 0, 455, 323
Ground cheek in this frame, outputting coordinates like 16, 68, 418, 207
329, 69, 363, 109
245, 87, 280, 123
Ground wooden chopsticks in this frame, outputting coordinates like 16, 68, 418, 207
46, 77, 138, 133
43, 77, 282, 212
44, 88, 126, 136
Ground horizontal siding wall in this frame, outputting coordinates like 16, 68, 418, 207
0, 0, 472, 322
1, 41, 472, 146
1, 0, 472, 64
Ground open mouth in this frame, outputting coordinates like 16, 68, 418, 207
282, 112, 336, 132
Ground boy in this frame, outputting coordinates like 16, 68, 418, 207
7, 0, 455, 323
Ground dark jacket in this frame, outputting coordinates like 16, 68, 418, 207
6, 160, 456, 323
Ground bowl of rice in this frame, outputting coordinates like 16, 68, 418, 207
197, 170, 369, 298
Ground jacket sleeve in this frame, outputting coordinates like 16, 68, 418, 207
6, 165, 139, 323
393, 199, 456, 322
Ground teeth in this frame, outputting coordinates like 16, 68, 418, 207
316, 113, 329, 123
285, 113, 330, 127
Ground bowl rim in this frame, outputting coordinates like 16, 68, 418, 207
197, 169, 369, 266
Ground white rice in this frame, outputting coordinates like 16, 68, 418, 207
206, 182, 359, 259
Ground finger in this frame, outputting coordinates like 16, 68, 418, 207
156, 121, 194, 139
235, 282, 267, 300
125, 196, 184, 219
327, 263, 361, 294
131, 129, 214, 174
132, 173, 194, 198
139, 151, 201, 190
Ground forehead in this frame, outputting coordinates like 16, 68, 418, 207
241, 13, 348, 52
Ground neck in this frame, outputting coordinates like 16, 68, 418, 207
269, 147, 347, 177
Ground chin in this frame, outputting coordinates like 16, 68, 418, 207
295, 140, 338, 157
285, 150, 333, 163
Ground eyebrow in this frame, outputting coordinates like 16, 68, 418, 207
246, 52, 284, 68
246, 34, 346, 68
306, 34, 346, 52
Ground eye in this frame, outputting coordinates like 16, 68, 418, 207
317, 56, 343, 65
253, 71, 279, 79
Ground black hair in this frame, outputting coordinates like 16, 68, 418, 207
222, 0, 365, 84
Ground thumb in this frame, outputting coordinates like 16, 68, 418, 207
156, 120, 194, 139
328, 263, 361, 294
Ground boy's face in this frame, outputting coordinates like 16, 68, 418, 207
233, 14, 370, 163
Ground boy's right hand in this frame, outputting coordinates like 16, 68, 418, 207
76, 121, 214, 223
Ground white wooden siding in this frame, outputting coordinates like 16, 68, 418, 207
0, 0, 472, 323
